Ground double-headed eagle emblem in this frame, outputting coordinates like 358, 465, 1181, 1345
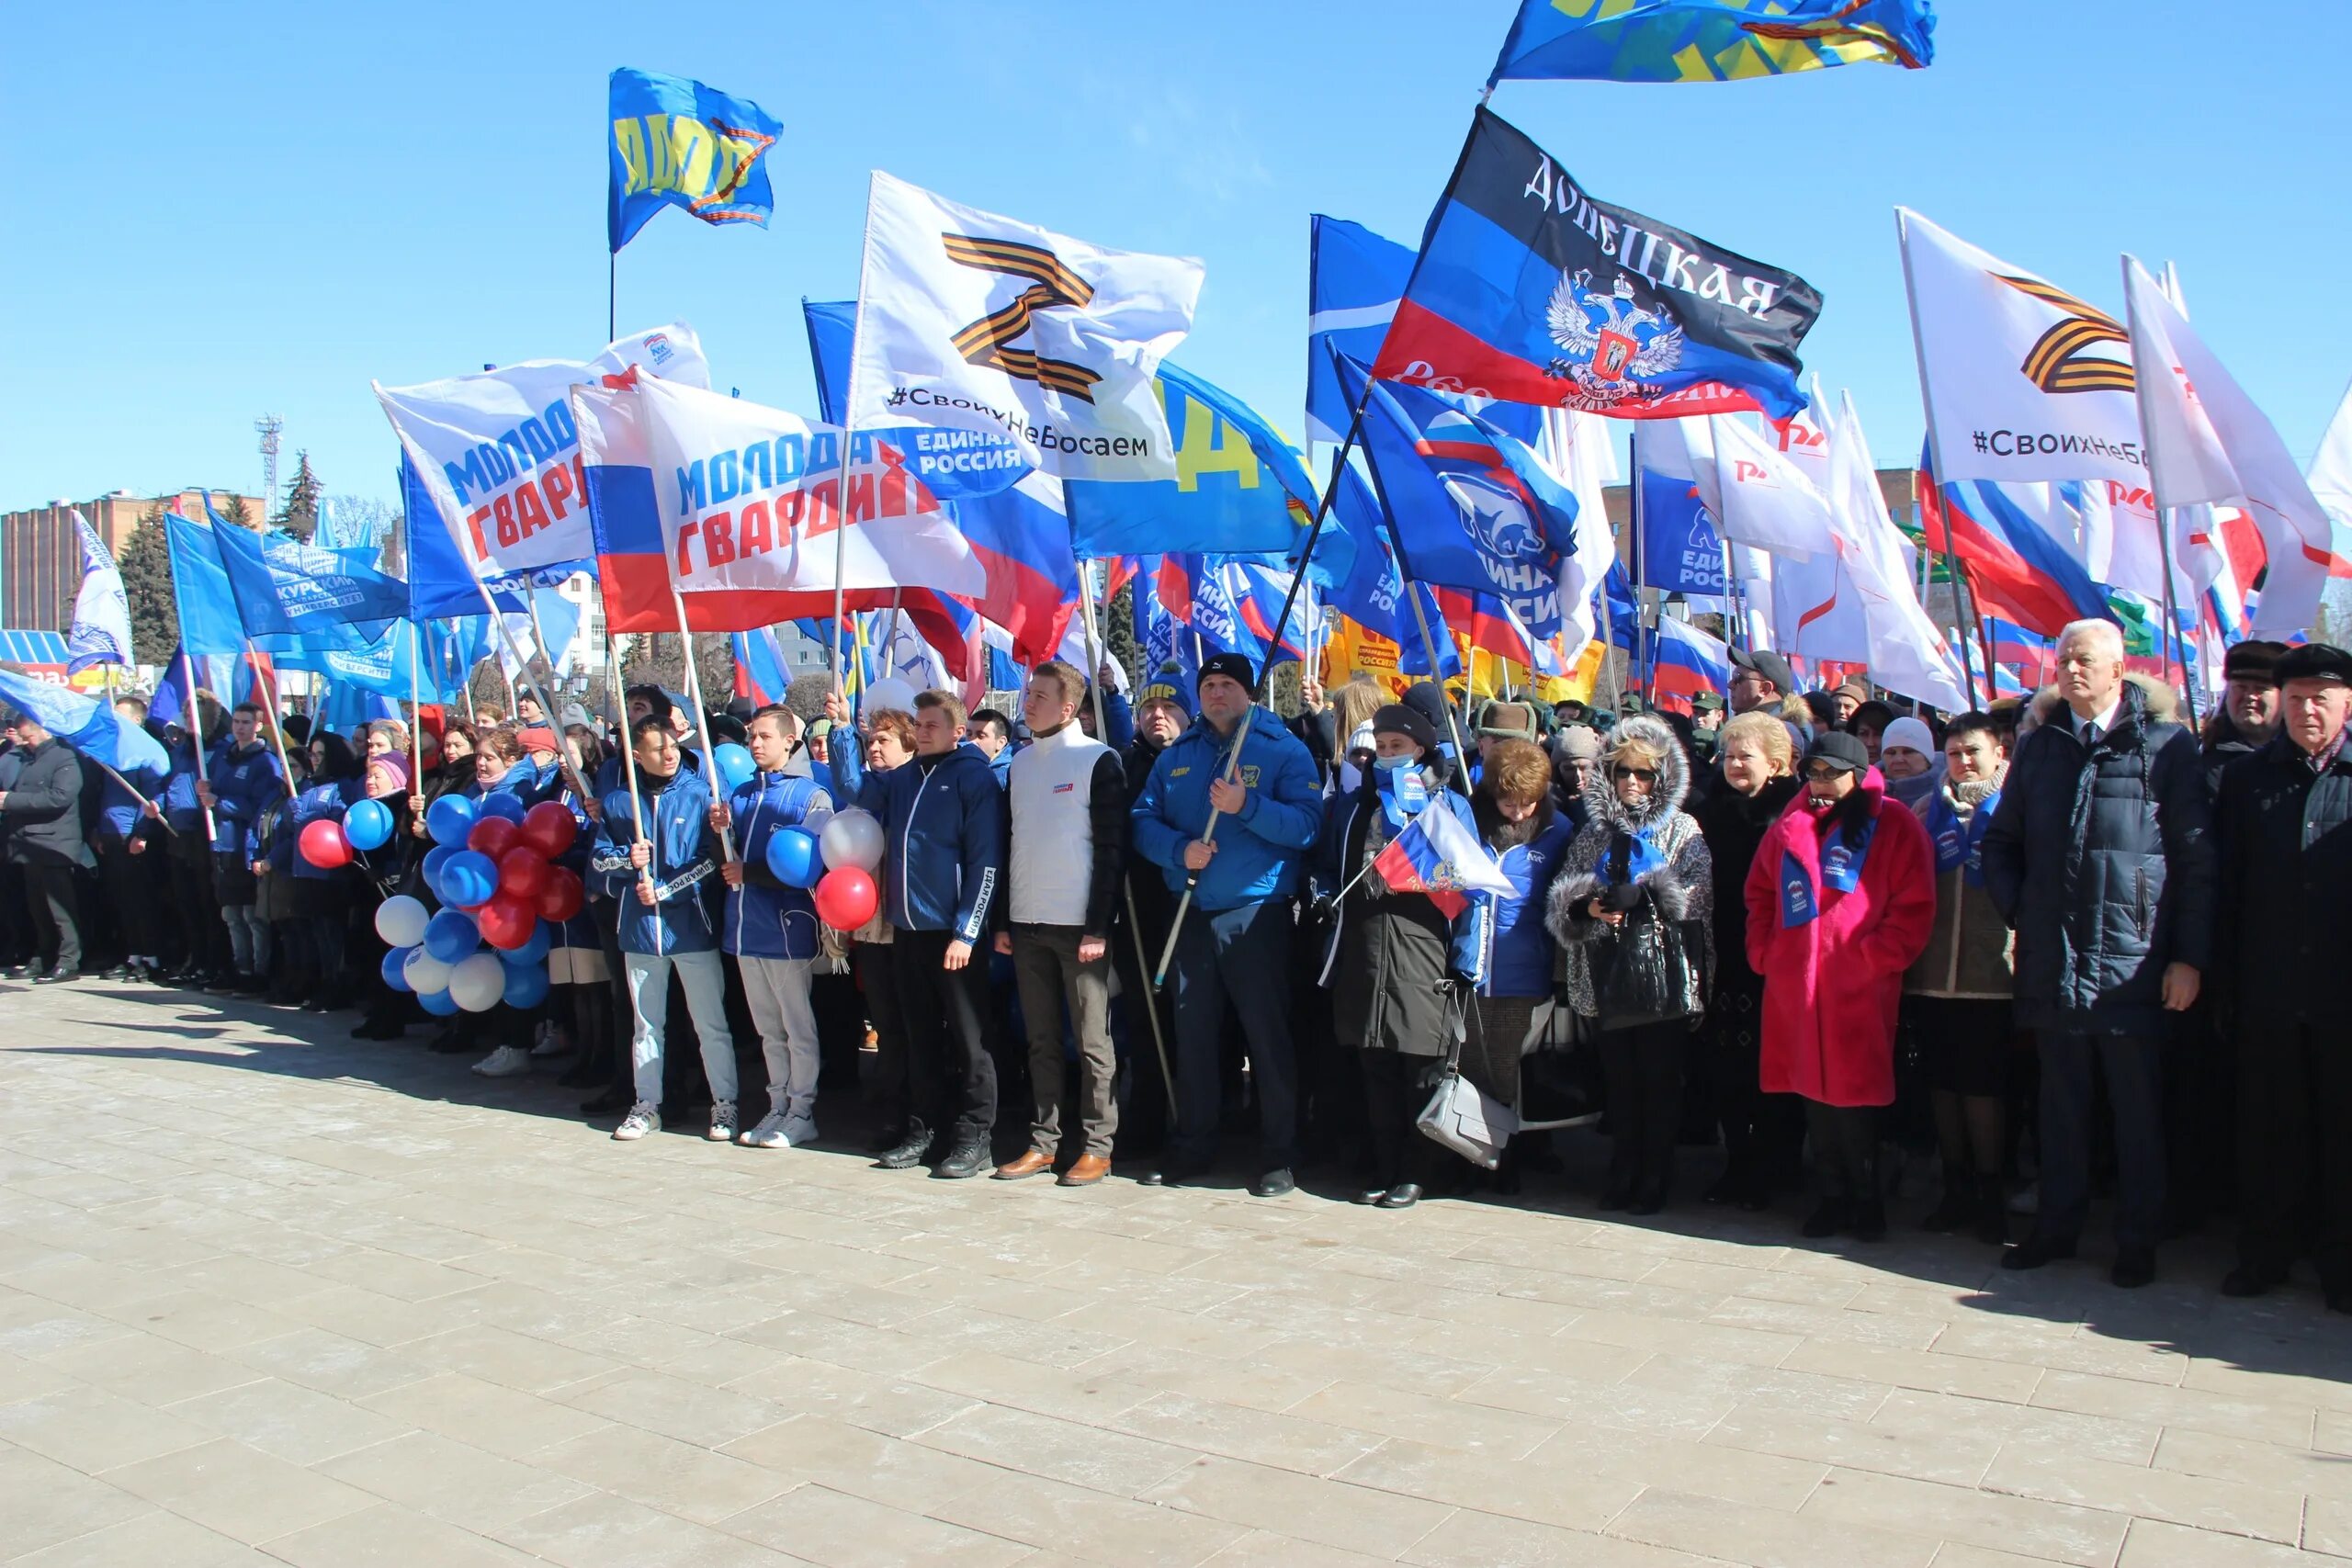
1545, 269, 1684, 409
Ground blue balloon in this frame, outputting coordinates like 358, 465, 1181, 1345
417, 987, 459, 1016
440, 850, 500, 909
765, 826, 825, 888
477, 792, 526, 825
501, 963, 549, 1009
381, 945, 416, 992
422, 843, 457, 886
505, 920, 552, 964
424, 908, 481, 964
715, 742, 756, 792
345, 797, 394, 852
426, 793, 477, 848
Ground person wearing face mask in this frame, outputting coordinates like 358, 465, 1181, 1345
1746, 731, 1936, 1242
1875, 716, 1941, 813
1545, 715, 1714, 1214
1313, 704, 1490, 1210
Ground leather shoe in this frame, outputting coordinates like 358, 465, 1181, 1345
1057, 1154, 1111, 1187
1351, 1187, 1389, 1206
2001, 1234, 2076, 1271
2110, 1248, 2156, 1289
1250, 1168, 1295, 1199
2221, 1264, 2283, 1299
1375, 1182, 1421, 1210
876, 1134, 935, 1170
993, 1149, 1055, 1181
1138, 1160, 1210, 1188
933, 1138, 991, 1179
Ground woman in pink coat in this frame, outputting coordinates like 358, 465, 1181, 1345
1744, 731, 1935, 1242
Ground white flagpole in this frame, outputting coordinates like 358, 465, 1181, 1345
668, 591, 737, 863
242, 639, 300, 790
180, 650, 220, 843
1895, 209, 1986, 710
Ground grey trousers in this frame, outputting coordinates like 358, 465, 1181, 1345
1011, 924, 1118, 1157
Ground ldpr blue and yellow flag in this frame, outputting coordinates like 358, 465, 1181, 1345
1487, 0, 1935, 87
607, 68, 783, 252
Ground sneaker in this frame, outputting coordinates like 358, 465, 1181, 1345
707, 1100, 739, 1143
612, 1101, 660, 1141
471, 1044, 532, 1078
739, 1109, 791, 1148
530, 1021, 571, 1058
780, 1113, 818, 1147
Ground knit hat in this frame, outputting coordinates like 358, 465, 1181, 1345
1804, 731, 1871, 775
1881, 716, 1937, 758
1476, 700, 1538, 741
1373, 703, 1436, 753
1400, 682, 1455, 750
2223, 640, 2289, 684
1552, 724, 1604, 762
1197, 652, 1255, 693
368, 752, 412, 792
1136, 662, 1193, 718
558, 703, 595, 733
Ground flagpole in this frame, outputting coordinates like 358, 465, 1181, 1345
242, 639, 300, 790
607, 253, 616, 345
607, 637, 655, 896
1895, 209, 1986, 711
2116, 255, 2201, 728
2155, 509, 2199, 726
667, 590, 737, 863
1633, 427, 1657, 705
406, 622, 424, 798
179, 651, 221, 844
1077, 557, 1180, 1130
1402, 579, 1474, 771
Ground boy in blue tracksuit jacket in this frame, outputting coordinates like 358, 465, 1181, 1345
1128, 655, 1324, 1191
826, 686, 1005, 1177
197, 703, 285, 988
714, 705, 831, 1149
588, 716, 736, 1144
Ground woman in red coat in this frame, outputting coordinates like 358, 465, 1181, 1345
1744, 731, 1935, 1242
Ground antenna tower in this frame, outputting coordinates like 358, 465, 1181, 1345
254, 414, 284, 517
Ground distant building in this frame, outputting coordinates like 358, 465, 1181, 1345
0, 489, 266, 631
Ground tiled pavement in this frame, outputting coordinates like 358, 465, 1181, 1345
2, 980, 2349, 1567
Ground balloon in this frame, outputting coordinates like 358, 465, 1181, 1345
476, 792, 526, 825
417, 987, 459, 1017
819, 808, 885, 874
520, 801, 576, 857
802, 800, 834, 835
501, 962, 549, 1009
765, 827, 824, 888
467, 817, 520, 858
439, 850, 500, 909
344, 797, 394, 852
299, 818, 353, 869
447, 952, 506, 1012
476, 891, 537, 951
714, 742, 756, 792
380, 945, 415, 992
422, 844, 456, 886
426, 794, 477, 847
402, 946, 453, 995
506, 919, 552, 965
497, 848, 550, 898
864, 676, 918, 716
374, 894, 429, 948
423, 908, 481, 964
536, 867, 583, 922
813, 866, 878, 931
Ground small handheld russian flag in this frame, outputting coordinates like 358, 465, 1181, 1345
1373, 804, 1516, 919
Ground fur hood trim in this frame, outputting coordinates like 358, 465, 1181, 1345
1577, 713, 1690, 832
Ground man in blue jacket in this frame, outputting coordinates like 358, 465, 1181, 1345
1130, 654, 1323, 1196
826, 686, 1005, 1179
590, 716, 737, 1144
195, 703, 283, 994
95, 695, 167, 982
714, 705, 832, 1150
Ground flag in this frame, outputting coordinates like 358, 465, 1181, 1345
1632, 438, 1726, 595
1985, 618, 2053, 682
63, 511, 131, 674
1917, 443, 2111, 638
731, 628, 793, 705
0, 669, 168, 774
1431, 587, 1532, 670
2123, 257, 2333, 639
1898, 210, 2146, 487
607, 69, 782, 253
377, 322, 710, 610
207, 501, 409, 639
1826, 391, 1967, 710
1372, 801, 1515, 919
1487, 0, 1933, 87
1650, 617, 1731, 716
847, 172, 1204, 481
1543, 408, 1622, 669
1308, 216, 1414, 448
1063, 363, 1314, 558
1157, 555, 1308, 667
2304, 382, 2352, 578
161, 509, 251, 657
1373, 108, 1821, 421
1705, 412, 1837, 559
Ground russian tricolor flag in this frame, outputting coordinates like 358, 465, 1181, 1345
1372, 802, 1515, 919
1918, 442, 2110, 639
1650, 618, 1729, 716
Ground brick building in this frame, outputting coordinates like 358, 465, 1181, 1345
0, 490, 266, 630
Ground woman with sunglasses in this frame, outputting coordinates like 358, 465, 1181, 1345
1745, 731, 1936, 1242
1545, 716, 1713, 1214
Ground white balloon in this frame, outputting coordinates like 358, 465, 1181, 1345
402, 946, 454, 996
801, 801, 834, 836
375, 895, 429, 949
447, 952, 506, 1013
819, 807, 886, 874
862, 677, 918, 716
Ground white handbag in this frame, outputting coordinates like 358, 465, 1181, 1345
1414, 995, 1519, 1169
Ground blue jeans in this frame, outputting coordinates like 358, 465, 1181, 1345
1169, 900, 1297, 1170
624, 951, 737, 1108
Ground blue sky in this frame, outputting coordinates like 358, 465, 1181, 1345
5, 1, 2346, 512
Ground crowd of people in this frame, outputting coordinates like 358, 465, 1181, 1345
6, 620, 2349, 1307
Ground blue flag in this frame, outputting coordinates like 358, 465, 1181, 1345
1064, 364, 1314, 558
399, 460, 534, 621
0, 669, 168, 775
607, 69, 783, 253
1488, 0, 1935, 88
1634, 461, 1727, 596
162, 509, 250, 657
206, 502, 407, 639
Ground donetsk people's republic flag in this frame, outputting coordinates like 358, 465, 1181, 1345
1372, 109, 1820, 422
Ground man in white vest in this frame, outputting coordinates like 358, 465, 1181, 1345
991, 660, 1129, 1186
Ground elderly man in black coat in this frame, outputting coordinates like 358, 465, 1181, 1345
0, 708, 91, 982
2212, 643, 2352, 1307
1981, 618, 2214, 1289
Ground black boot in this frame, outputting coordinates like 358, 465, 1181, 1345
1920, 1166, 1974, 1233
933, 1132, 991, 1179
1973, 1175, 2009, 1246
876, 1124, 935, 1170
1800, 1196, 1849, 1238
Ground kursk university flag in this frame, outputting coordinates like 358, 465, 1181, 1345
1373, 109, 1821, 421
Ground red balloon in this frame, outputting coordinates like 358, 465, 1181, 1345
498, 847, 551, 898
520, 800, 577, 858
298, 818, 353, 869
476, 891, 537, 950
812, 866, 878, 931
467, 817, 520, 858
536, 866, 584, 922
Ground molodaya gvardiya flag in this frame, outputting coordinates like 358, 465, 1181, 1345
1897, 209, 2147, 487
1487, 0, 1934, 88
607, 69, 783, 253
1374, 110, 1821, 422
847, 171, 1204, 482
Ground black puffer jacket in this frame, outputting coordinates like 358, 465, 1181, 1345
1980, 682, 2214, 1035
2213, 732, 2352, 1023
4, 739, 90, 868
1690, 773, 1801, 989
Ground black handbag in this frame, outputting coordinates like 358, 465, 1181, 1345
1590, 897, 1707, 1029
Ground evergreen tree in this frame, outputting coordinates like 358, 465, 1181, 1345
1104, 579, 1142, 683
274, 452, 322, 541
214, 493, 254, 529
117, 504, 178, 666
